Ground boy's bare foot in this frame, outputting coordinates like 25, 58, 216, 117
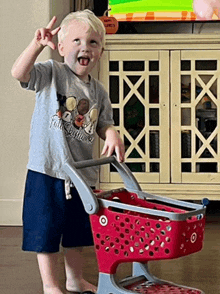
81, 280, 97, 293
66, 279, 97, 293
43, 286, 64, 294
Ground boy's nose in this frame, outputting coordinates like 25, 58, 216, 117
81, 43, 89, 52
81, 48, 89, 52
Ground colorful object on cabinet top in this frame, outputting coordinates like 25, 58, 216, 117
108, 0, 220, 21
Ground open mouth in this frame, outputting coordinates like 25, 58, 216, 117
78, 57, 90, 66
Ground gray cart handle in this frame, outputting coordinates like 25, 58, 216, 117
63, 156, 141, 214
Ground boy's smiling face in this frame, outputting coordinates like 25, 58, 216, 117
58, 20, 104, 82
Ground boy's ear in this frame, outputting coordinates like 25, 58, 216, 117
58, 43, 65, 57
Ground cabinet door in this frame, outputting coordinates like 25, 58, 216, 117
99, 50, 170, 184
171, 50, 220, 183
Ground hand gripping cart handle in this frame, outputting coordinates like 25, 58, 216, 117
63, 156, 207, 294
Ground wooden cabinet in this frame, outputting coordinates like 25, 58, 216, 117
98, 34, 220, 200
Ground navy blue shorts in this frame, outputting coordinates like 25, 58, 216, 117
22, 170, 94, 253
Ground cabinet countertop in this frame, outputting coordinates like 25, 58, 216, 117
105, 34, 220, 50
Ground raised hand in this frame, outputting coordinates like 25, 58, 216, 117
11, 16, 61, 82
34, 16, 61, 50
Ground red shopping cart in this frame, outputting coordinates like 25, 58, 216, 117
63, 156, 206, 294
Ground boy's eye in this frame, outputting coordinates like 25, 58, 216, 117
90, 40, 98, 45
73, 39, 80, 44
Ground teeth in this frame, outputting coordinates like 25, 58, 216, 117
79, 57, 89, 66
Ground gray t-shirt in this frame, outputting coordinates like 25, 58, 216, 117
21, 59, 114, 185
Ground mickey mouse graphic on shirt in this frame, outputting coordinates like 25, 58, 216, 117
51, 93, 98, 143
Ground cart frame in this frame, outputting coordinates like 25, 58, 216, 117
63, 156, 206, 294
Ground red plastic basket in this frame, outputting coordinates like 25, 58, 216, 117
90, 189, 205, 274
63, 157, 206, 293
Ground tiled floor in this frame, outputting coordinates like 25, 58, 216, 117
1, 206, 220, 294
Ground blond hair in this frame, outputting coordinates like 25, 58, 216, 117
58, 9, 105, 47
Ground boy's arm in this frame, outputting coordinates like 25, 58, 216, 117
97, 125, 125, 163
11, 16, 60, 83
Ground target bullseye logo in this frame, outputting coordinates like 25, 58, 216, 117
190, 232, 197, 243
99, 215, 108, 226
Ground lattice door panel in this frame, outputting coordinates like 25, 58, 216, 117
171, 50, 220, 183
99, 50, 170, 184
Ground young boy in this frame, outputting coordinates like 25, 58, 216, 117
11, 10, 125, 294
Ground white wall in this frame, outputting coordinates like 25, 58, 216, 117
0, 0, 70, 225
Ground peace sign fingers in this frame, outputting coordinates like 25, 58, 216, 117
34, 16, 61, 50
46, 16, 61, 38
46, 16, 58, 30
51, 26, 61, 37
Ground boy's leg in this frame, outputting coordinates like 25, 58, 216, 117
64, 247, 97, 293
22, 171, 67, 293
37, 252, 64, 294
63, 187, 96, 292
